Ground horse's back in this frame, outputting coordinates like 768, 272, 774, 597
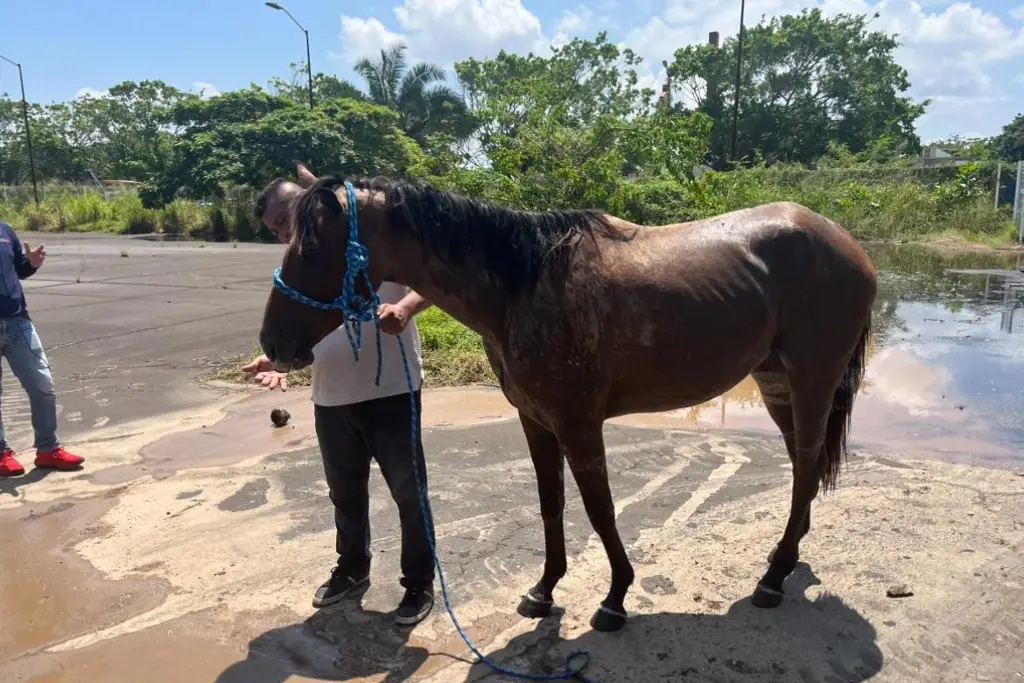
583, 202, 876, 415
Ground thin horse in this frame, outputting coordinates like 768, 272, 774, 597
257, 168, 877, 633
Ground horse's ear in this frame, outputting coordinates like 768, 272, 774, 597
296, 162, 318, 189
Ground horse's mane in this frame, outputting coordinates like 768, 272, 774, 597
296, 174, 637, 295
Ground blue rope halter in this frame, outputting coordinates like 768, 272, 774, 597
271, 181, 594, 683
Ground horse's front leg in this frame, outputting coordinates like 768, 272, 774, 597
516, 411, 566, 619
561, 423, 633, 633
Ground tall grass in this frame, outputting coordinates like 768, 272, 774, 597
704, 163, 1014, 243
0, 183, 274, 242
1, 163, 1017, 248
625, 161, 1016, 245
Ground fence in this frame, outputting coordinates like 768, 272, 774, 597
1009, 161, 1024, 244
0, 180, 142, 206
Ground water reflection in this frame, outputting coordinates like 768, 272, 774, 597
674, 244, 1024, 467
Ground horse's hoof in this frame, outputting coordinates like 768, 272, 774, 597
517, 593, 553, 619
751, 583, 784, 609
590, 606, 627, 632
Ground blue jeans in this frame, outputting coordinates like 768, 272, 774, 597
0, 317, 59, 452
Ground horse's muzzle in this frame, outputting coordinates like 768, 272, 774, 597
260, 332, 314, 373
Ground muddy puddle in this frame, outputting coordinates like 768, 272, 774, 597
645, 244, 1024, 467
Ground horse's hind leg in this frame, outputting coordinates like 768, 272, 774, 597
751, 378, 833, 609
752, 368, 811, 565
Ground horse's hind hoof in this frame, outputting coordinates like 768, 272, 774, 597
517, 593, 554, 619
590, 606, 627, 632
751, 583, 784, 609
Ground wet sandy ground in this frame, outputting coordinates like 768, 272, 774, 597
1, 385, 1022, 683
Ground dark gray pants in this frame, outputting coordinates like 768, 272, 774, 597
313, 391, 435, 590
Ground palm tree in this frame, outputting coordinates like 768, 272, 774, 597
354, 43, 474, 145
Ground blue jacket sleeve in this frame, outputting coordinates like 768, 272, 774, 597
10, 231, 38, 280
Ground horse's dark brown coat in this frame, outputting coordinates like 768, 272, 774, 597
258, 171, 877, 631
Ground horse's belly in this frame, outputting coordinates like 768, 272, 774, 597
604, 326, 772, 418
605, 367, 752, 417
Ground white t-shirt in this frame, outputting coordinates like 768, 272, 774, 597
310, 282, 424, 407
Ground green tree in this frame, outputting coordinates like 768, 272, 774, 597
445, 34, 711, 214
993, 114, 1024, 161
456, 33, 654, 158
0, 95, 37, 184
142, 86, 427, 205
0, 96, 100, 183
928, 135, 995, 161
73, 80, 187, 180
268, 60, 367, 104
668, 9, 926, 168
354, 43, 475, 145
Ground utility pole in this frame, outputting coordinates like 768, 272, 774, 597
660, 60, 672, 110
304, 28, 314, 109
0, 53, 39, 206
730, 0, 746, 162
706, 32, 720, 103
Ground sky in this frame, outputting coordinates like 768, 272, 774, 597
1, 0, 1023, 143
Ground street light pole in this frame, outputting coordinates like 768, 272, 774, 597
266, 2, 314, 109
0, 53, 39, 206
304, 28, 313, 110
730, 0, 746, 163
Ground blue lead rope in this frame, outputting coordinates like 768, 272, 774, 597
273, 181, 595, 682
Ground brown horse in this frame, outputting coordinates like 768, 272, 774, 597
257, 167, 877, 634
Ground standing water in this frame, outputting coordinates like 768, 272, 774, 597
675, 243, 1024, 467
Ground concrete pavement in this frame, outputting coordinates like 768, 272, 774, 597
3, 232, 281, 447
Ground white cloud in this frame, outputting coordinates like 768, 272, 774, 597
192, 82, 220, 99
623, 0, 1024, 139
339, 0, 548, 67
1011, 5, 1024, 21
552, 7, 595, 48
557, 6, 594, 34
74, 87, 106, 100
338, 16, 406, 63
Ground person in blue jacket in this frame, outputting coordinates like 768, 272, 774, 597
0, 220, 84, 477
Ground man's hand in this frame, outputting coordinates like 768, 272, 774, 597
242, 354, 289, 391
23, 243, 45, 269
378, 302, 410, 335
378, 291, 433, 335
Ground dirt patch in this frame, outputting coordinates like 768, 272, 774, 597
0, 496, 169, 661
420, 453, 1024, 683
2, 611, 245, 683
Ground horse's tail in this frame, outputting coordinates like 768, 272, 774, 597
820, 314, 870, 493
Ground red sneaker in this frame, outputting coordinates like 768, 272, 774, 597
35, 446, 85, 471
0, 449, 25, 477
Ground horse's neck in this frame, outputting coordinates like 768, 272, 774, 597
374, 240, 509, 344
418, 262, 510, 342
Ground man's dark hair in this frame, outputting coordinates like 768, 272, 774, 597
254, 178, 290, 219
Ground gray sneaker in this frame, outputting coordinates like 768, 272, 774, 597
312, 565, 370, 608
394, 585, 434, 626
